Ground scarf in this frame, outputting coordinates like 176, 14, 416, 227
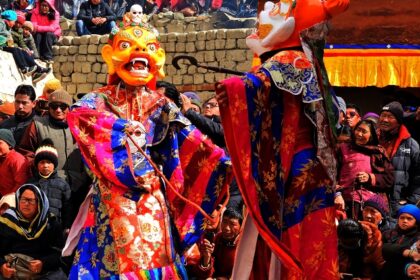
0, 184, 49, 240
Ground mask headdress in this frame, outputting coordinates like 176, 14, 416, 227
247, 0, 349, 56
103, 22, 166, 88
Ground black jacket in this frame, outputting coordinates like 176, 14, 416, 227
381, 226, 419, 280
27, 171, 72, 228
0, 214, 64, 274
0, 111, 35, 146
184, 110, 225, 148
77, 1, 116, 28
390, 136, 420, 214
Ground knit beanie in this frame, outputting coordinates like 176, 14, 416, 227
1, 10, 17, 21
48, 89, 73, 107
398, 204, 420, 223
43, 79, 62, 95
336, 96, 346, 114
34, 138, 58, 168
0, 129, 15, 148
22, 21, 34, 32
364, 194, 389, 218
16, 11, 25, 24
0, 102, 15, 116
381, 101, 404, 124
363, 112, 380, 124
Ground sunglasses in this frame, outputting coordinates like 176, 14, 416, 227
204, 102, 218, 109
49, 103, 68, 111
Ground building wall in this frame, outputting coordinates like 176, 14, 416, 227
53, 28, 254, 97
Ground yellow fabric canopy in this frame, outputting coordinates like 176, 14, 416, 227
324, 45, 420, 88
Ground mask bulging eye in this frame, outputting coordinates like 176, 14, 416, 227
120, 41, 131, 50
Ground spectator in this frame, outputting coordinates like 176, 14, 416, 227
378, 101, 420, 216
346, 103, 362, 130
10, 11, 29, 52
338, 219, 385, 279
19, 89, 91, 224
31, 0, 61, 64
76, 0, 117, 36
0, 10, 50, 81
335, 119, 394, 219
0, 184, 67, 279
183, 91, 202, 113
0, 129, 30, 196
193, 208, 242, 279
35, 78, 62, 116
7, 0, 34, 19
0, 101, 15, 124
27, 138, 71, 232
362, 194, 394, 232
21, 21, 39, 59
381, 204, 420, 280
0, 85, 37, 145
0, 193, 15, 215
363, 112, 380, 125
336, 96, 352, 143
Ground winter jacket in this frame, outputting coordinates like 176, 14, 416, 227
190, 232, 238, 279
23, 32, 39, 58
77, 0, 116, 31
27, 171, 72, 228
19, 115, 91, 193
381, 225, 419, 280
0, 213, 64, 274
382, 125, 420, 214
11, 28, 28, 50
337, 142, 394, 203
31, 0, 61, 37
0, 150, 30, 196
0, 111, 36, 147
184, 109, 225, 147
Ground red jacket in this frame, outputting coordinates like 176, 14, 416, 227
0, 150, 30, 196
31, 0, 61, 37
191, 232, 238, 279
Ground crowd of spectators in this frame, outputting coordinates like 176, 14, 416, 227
0, 77, 419, 279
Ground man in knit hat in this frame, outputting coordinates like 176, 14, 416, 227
19, 89, 90, 225
35, 78, 62, 116
362, 194, 394, 232
0, 128, 30, 196
378, 101, 420, 217
27, 138, 71, 230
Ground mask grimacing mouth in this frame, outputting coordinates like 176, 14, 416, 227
125, 57, 150, 76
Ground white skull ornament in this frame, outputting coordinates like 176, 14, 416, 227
130, 4, 144, 24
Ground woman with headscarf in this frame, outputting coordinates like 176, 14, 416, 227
335, 119, 395, 220
0, 184, 66, 279
31, 0, 61, 63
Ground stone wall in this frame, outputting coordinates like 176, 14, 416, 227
53, 28, 255, 97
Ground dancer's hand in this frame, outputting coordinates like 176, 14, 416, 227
334, 194, 345, 211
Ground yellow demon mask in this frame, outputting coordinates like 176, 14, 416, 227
102, 22, 166, 88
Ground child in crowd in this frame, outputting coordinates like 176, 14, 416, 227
27, 138, 71, 231
381, 204, 420, 279
190, 208, 242, 279
0, 128, 30, 197
22, 21, 39, 59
